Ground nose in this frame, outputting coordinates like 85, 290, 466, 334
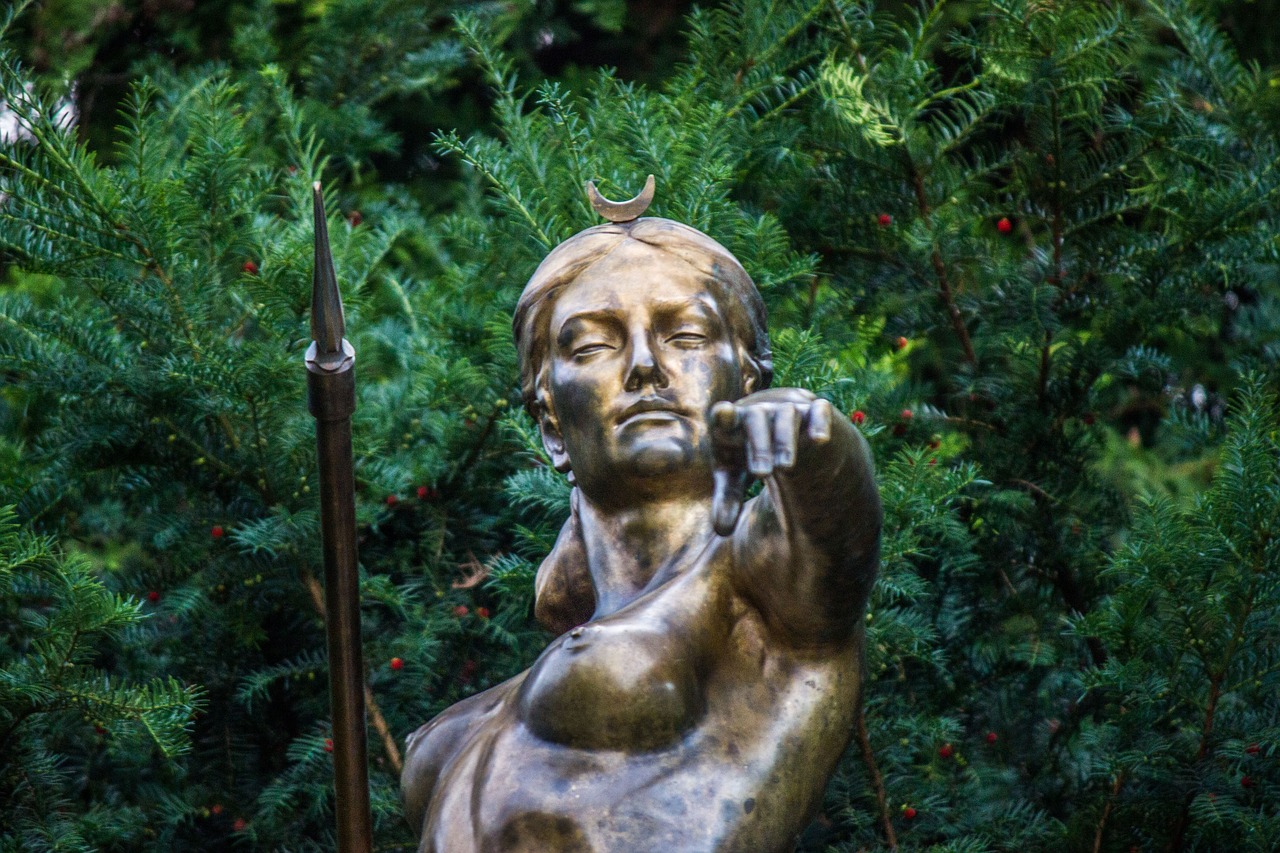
623, 332, 669, 392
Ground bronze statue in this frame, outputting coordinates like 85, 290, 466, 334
401, 179, 881, 852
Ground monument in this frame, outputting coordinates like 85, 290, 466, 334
400, 178, 881, 852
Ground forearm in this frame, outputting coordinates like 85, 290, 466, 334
734, 411, 881, 644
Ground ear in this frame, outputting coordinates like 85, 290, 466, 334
740, 355, 761, 396
538, 409, 572, 473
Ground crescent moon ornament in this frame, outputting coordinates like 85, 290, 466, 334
585, 174, 656, 223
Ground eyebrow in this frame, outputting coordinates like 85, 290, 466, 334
651, 298, 718, 323
558, 308, 623, 329
559, 296, 717, 324
555, 296, 723, 346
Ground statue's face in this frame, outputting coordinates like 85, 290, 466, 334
541, 240, 745, 503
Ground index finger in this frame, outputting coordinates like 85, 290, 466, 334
710, 400, 741, 436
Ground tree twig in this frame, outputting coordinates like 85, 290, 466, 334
856, 701, 898, 850
301, 568, 403, 775
911, 169, 977, 365
1092, 771, 1125, 853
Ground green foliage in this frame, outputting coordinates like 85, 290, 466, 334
1071, 379, 1280, 851
0, 505, 202, 851
0, 0, 1278, 850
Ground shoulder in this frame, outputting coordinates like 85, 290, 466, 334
401, 675, 523, 837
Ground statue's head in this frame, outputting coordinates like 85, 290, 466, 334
513, 217, 772, 501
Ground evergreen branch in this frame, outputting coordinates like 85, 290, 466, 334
912, 77, 983, 114
909, 165, 977, 365
745, 76, 821, 131
1142, 0, 1245, 125
442, 405, 503, 495
0, 209, 137, 267
0, 0, 36, 39
1038, 89, 1066, 408
731, 0, 828, 95
0, 151, 137, 248
726, 48, 824, 120
822, 0, 867, 64
433, 131, 554, 250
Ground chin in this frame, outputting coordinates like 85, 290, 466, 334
627, 440, 698, 477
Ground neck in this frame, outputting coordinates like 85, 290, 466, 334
576, 491, 714, 616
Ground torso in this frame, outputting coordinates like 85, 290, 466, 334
403, 534, 861, 853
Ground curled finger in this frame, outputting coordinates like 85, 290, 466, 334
744, 405, 774, 477
772, 403, 800, 470
807, 398, 832, 444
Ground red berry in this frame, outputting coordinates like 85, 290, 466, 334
1246, 743, 1261, 755
938, 743, 954, 759
417, 485, 429, 500
1241, 775, 1256, 788
477, 607, 491, 619
986, 731, 998, 744
211, 525, 224, 539
94, 724, 107, 736
851, 410, 866, 425
452, 605, 469, 617
232, 818, 247, 832
147, 590, 160, 602
927, 438, 940, 450
894, 335, 909, 351
390, 657, 404, 671
323, 738, 333, 753
997, 217, 1013, 234
893, 423, 907, 437
1082, 412, 1097, 425
242, 260, 259, 275
878, 213, 892, 227
211, 804, 223, 815
900, 409, 914, 421
385, 494, 398, 507
347, 210, 363, 227
928, 457, 937, 466
459, 659, 478, 684
903, 806, 917, 820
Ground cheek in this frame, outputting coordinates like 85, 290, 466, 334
689, 344, 743, 401
549, 364, 609, 432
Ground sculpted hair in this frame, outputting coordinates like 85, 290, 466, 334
512, 217, 773, 421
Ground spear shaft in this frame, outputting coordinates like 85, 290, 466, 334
306, 182, 373, 853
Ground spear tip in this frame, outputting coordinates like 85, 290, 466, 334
311, 182, 344, 355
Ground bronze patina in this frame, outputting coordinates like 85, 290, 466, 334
307, 183, 373, 853
402, 180, 881, 852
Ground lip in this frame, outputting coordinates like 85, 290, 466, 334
616, 397, 687, 425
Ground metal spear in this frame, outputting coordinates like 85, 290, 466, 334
306, 181, 373, 853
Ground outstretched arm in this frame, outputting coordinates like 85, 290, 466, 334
711, 388, 881, 645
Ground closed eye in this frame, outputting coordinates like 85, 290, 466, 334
666, 332, 708, 347
573, 342, 616, 358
